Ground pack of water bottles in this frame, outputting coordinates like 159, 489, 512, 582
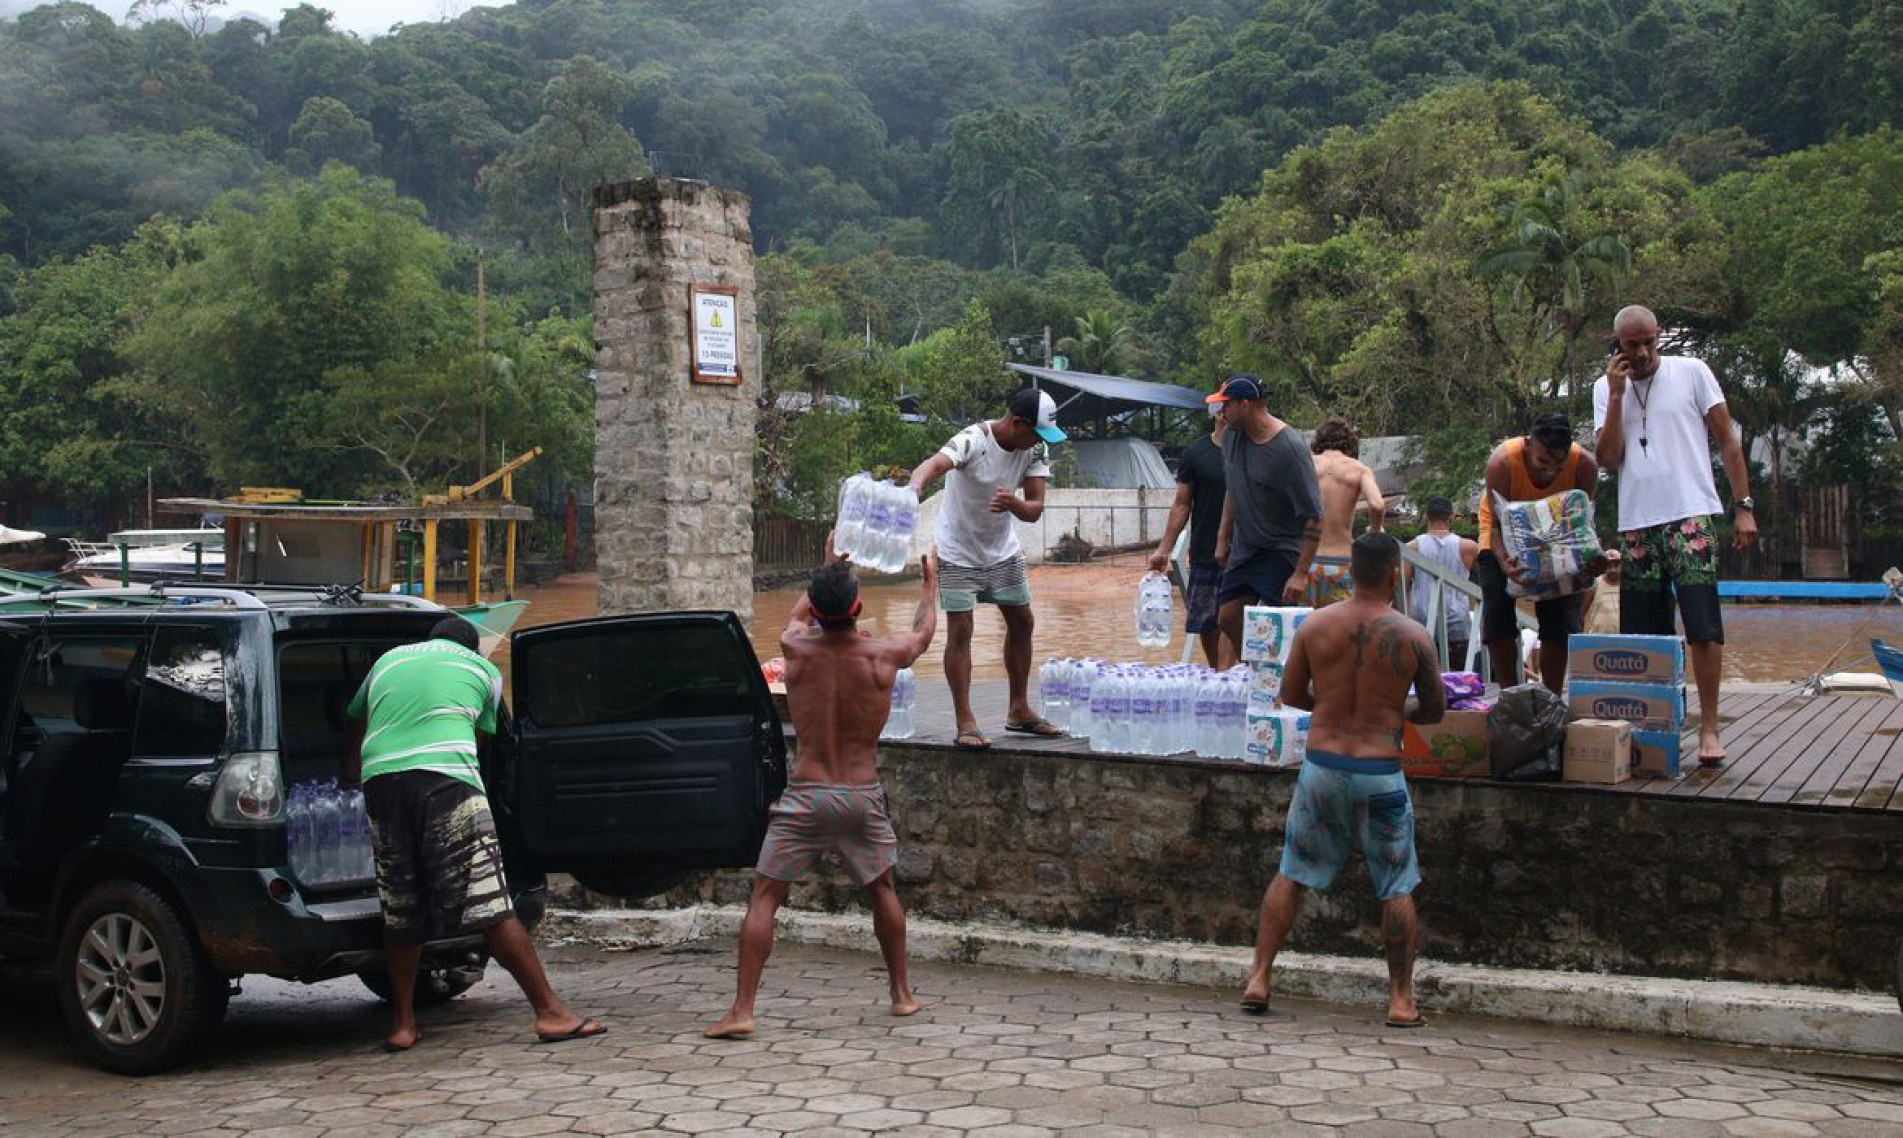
833, 472, 920, 574
1039, 657, 1267, 761
287, 778, 376, 888
1133, 573, 1174, 648
880, 667, 917, 740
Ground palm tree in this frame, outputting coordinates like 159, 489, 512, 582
1056, 310, 1138, 376
1477, 170, 1632, 405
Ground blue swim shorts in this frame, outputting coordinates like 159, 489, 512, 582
1277, 750, 1421, 901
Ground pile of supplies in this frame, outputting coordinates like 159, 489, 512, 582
1562, 634, 1688, 782
1496, 488, 1604, 599
1240, 605, 1312, 767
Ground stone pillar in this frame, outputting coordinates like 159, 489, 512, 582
592, 178, 758, 622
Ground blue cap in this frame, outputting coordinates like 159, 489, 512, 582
1205, 374, 1264, 404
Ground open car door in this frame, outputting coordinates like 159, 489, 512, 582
507, 612, 786, 897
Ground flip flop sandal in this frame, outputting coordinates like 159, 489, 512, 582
954, 730, 991, 751
1239, 997, 1271, 1016
1384, 1013, 1428, 1029
537, 1018, 608, 1044
1004, 718, 1066, 737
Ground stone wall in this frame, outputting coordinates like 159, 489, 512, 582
655, 744, 1903, 992
592, 178, 758, 622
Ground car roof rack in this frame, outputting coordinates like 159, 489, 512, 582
11, 581, 449, 612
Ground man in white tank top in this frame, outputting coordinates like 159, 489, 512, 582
1406, 496, 1477, 671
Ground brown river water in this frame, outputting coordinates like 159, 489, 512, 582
496, 564, 1903, 688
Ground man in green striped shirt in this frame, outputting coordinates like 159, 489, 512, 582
347, 617, 605, 1052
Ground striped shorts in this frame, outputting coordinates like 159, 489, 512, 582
938, 554, 1031, 612
755, 782, 900, 885
365, 770, 514, 945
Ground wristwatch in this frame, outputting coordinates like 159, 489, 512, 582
1736, 496, 1756, 512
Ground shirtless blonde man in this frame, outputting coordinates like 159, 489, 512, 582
705, 545, 938, 1039
1308, 418, 1385, 608
1240, 533, 1444, 1028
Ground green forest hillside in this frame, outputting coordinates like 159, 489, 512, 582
1, 0, 1899, 535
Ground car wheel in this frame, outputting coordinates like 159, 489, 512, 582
358, 954, 486, 1006
57, 881, 229, 1075
571, 865, 690, 899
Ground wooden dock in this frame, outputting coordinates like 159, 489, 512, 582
893, 679, 1903, 814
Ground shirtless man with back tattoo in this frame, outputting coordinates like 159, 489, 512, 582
1238, 532, 1445, 1028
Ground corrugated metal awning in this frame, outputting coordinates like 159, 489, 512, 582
1008, 364, 1210, 421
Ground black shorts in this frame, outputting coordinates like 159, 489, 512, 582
1475, 551, 1584, 646
1218, 549, 1297, 606
364, 770, 514, 946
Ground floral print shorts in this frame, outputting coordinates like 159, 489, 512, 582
1620, 515, 1718, 592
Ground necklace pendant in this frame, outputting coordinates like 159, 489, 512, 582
1640, 437, 1649, 451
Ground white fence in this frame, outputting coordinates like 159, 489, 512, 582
911, 487, 1179, 566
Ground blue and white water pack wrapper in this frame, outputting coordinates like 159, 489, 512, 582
1496, 489, 1603, 599
1567, 681, 1685, 733
1241, 605, 1311, 664
1247, 662, 1284, 712
1631, 728, 1683, 779
1568, 634, 1686, 686
1245, 708, 1310, 767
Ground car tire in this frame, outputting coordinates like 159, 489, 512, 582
571, 865, 691, 899
57, 881, 230, 1075
358, 955, 486, 1006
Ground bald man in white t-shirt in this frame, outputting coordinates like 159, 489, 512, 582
1593, 305, 1757, 766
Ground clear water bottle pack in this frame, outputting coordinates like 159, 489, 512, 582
288, 778, 376, 887
1133, 573, 1174, 649
880, 667, 917, 740
833, 473, 919, 574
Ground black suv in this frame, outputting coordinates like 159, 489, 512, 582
0, 584, 786, 1073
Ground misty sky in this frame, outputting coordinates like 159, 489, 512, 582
2, 0, 498, 39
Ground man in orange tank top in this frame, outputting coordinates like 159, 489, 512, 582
1476, 412, 1601, 691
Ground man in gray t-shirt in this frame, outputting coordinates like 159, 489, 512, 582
1207, 375, 1323, 668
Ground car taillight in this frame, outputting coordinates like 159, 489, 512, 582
209, 751, 286, 827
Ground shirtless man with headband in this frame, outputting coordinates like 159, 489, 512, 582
704, 543, 939, 1039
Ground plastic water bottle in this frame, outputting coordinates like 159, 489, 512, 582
341, 785, 370, 881
834, 473, 872, 557
287, 782, 313, 880
1221, 669, 1249, 759
1039, 658, 1068, 731
1193, 670, 1221, 757
885, 485, 920, 573
859, 479, 894, 569
882, 668, 914, 739
311, 779, 340, 885
1070, 659, 1097, 739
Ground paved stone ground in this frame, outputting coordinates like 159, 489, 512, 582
5, 940, 1903, 1137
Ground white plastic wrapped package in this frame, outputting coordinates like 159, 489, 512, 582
1496, 489, 1603, 599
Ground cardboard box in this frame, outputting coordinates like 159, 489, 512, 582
1568, 634, 1686, 685
1247, 661, 1284, 712
1400, 709, 1491, 777
1563, 719, 1632, 784
1241, 605, 1311, 664
1244, 708, 1309, 767
1631, 728, 1683, 779
1567, 681, 1685, 733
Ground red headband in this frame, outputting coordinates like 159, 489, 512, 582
811, 597, 862, 622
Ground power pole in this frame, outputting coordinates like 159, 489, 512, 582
1042, 325, 1052, 367
476, 250, 488, 476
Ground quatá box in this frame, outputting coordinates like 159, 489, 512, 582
1241, 605, 1311, 664
1630, 728, 1683, 780
1568, 634, 1685, 686
1247, 662, 1284, 713
1244, 708, 1309, 767
1563, 719, 1632, 784
1566, 681, 1685, 733
1399, 709, 1490, 778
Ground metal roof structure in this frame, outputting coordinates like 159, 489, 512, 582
1008, 364, 1210, 423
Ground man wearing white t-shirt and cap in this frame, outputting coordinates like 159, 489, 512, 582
1593, 305, 1757, 766
909, 387, 1066, 749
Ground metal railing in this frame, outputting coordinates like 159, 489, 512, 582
1397, 543, 1536, 682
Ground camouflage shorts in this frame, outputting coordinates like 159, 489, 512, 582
365, 771, 514, 945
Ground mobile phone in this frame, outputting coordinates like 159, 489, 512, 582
1607, 338, 1621, 355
